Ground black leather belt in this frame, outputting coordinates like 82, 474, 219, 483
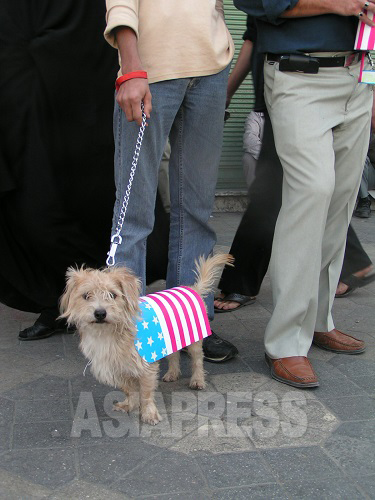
267, 53, 359, 68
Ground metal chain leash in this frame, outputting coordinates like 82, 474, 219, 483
106, 103, 147, 267
367, 51, 375, 70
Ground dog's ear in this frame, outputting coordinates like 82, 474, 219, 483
110, 267, 141, 314
59, 266, 83, 317
65, 266, 80, 280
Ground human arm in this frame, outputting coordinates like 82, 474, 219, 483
226, 39, 253, 108
113, 27, 152, 125
216, 0, 225, 18
234, 0, 375, 26
281, 0, 375, 25
243, 111, 264, 159
104, 1, 151, 124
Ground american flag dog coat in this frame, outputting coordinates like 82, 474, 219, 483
134, 286, 211, 363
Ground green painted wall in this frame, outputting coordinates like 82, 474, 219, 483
217, 1, 254, 190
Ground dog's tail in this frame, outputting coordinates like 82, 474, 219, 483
193, 254, 234, 298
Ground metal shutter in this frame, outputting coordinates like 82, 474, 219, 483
217, 1, 254, 190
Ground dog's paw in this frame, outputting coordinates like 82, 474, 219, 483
113, 400, 130, 413
141, 406, 162, 426
162, 371, 180, 383
189, 378, 206, 390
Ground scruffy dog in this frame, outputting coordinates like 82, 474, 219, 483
60, 254, 233, 425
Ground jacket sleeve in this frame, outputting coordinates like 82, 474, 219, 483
104, 0, 139, 48
234, 0, 299, 25
243, 15, 256, 42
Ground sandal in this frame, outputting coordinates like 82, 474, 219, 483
214, 292, 256, 313
335, 271, 375, 298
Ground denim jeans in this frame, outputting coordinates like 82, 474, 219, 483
112, 66, 229, 320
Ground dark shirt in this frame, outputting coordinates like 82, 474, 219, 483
234, 0, 358, 55
243, 16, 265, 112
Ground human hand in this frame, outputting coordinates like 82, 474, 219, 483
116, 78, 152, 125
332, 0, 375, 26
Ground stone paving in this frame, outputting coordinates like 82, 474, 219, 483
0, 214, 374, 499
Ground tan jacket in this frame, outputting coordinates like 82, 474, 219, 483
105, 0, 234, 83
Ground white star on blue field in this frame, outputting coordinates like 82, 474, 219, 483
135, 301, 168, 363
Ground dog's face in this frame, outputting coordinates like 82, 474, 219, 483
60, 266, 141, 333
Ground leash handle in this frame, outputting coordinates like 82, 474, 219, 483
106, 103, 147, 267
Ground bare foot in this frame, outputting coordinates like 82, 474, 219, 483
354, 265, 373, 278
336, 265, 373, 296
335, 282, 349, 296
214, 292, 256, 311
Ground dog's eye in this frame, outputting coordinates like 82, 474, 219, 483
109, 292, 117, 300
82, 293, 90, 300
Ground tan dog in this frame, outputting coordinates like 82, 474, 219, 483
60, 254, 233, 425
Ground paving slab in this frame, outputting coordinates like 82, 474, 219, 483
195, 450, 274, 489
0, 468, 52, 499
169, 418, 254, 454
355, 474, 375, 498
321, 395, 375, 422
0, 211, 374, 497
260, 446, 343, 482
212, 483, 288, 500
112, 449, 206, 497
0, 448, 76, 489
4, 375, 70, 401
49, 480, 130, 500
78, 441, 161, 486
281, 478, 367, 500
324, 433, 375, 476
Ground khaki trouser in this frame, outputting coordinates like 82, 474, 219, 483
263, 58, 372, 358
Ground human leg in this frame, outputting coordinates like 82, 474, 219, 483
215, 113, 282, 311
341, 224, 372, 279
263, 61, 371, 359
18, 306, 74, 340
242, 152, 257, 189
358, 157, 371, 199
369, 160, 375, 190
165, 68, 238, 361
355, 157, 372, 217
112, 81, 188, 291
114, 71, 237, 362
166, 66, 229, 320
335, 224, 373, 297
158, 140, 171, 212
315, 68, 372, 332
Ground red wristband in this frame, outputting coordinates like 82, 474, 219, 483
115, 71, 148, 91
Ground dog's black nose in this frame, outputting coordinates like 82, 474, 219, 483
94, 309, 107, 322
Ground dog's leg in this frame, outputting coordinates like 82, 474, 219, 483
163, 351, 181, 382
114, 377, 140, 413
187, 340, 206, 390
139, 365, 161, 425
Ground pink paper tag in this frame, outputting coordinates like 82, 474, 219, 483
355, 11, 375, 50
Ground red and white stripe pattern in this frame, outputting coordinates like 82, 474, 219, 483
136, 286, 211, 362
355, 11, 375, 50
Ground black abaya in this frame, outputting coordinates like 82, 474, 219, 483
0, 0, 168, 315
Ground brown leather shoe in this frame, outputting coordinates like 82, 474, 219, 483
313, 329, 365, 354
265, 354, 319, 388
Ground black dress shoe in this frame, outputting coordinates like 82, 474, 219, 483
18, 320, 74, 341
202, 331, 238, 363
